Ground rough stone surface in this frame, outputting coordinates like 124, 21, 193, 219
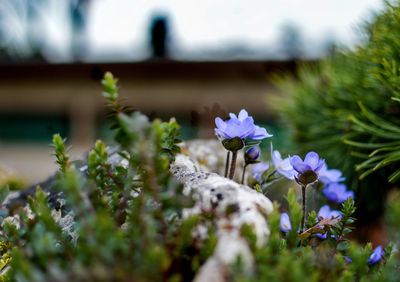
171, 154, 273, 245
171, 142, 274, 282
180, 139, 245, 182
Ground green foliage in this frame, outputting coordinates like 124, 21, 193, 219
274, 1, 400, 220
345, 101, 400, 183
51, 134, 70, 174
385, 190, 400, 244
234, 193, 397, 282
285, 188, 302, 247
0, 71, 398, 281
0, 72, 209, 281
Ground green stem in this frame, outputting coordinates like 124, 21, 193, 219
229, 150, 238, 179
241, 164, 248, 184
301, 185, 306, 232
224, 151, 231, 178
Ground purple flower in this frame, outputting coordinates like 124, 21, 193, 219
280, 212, 292, 233
251, 162, 269, 182
323, 183, 354, 204
318, 205, 342, 219
271, 150, 296, 180
368, 245, 384, 266
343, 256, 352, 264
215, 109, 272, 141
289, 152, 325, 185
319, 163, 345, 184
315, 205, 342, 239
245, 146, 260, 162
315, 232, 328, 240
290, 152, 325, 175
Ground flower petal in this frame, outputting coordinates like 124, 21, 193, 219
304, 152, 320, 170
290, 155, 310, 174
215, 117, 226, 130
316, 232, 328, 240
280, 212, 292, 233
239, 117, 256, 138
215, 128, 229, 139
323, 183, 353, 203
251, 125, 273, 140
279, 169, 296, 180
229, 113, 238, 120
251, 162, 269, 181
317, 205, 331, 218
238, 109, 249, 121
368, 246, 384, 265
319, 168, 345, 184
315, 159, 326, 172
329, 210, 342, 219
272, 150, 282, 167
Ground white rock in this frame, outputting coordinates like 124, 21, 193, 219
171, 143, 274, 281
180, 140, 245, 182
193, 233, 254, 282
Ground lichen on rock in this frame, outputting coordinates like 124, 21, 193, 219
171, 140, 274, 281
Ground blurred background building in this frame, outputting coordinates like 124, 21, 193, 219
0, 0, 382, 183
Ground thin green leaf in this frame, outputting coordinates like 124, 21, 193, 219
344, 139, 400, 149
369, 145, 400, 157
349, 115, 400, 139
358, 101, 400, 134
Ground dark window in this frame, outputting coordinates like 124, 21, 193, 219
0, 114, 70, 142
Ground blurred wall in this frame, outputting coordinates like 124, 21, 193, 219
0, 60, 300, 183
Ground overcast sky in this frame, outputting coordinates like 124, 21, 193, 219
33, 0, 383, 61
82, 0, 383, 61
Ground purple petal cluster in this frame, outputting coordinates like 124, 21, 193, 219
315, 205, 341, 239
368, 245, 384, 266
318, 205, 342, 219
317, 162, 354, 203
215, 109, 272, 140
323, 183, 354, 204
290, 152, 325, 175
251, 162, 269, 182
280, 212, 292, 233
272, 150, 296, 180
343, 256, 352, 264
319, 163, 345, 184
289, 153, 354, 203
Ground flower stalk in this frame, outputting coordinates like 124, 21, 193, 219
224, 151, 231, 178
301, 185, 306, 232
241, 164, 248, 184
289, 152, 325, 233
229, 150, 238, 179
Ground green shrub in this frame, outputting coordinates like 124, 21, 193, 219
0, 73, 213, 281
274, 0, 400, 223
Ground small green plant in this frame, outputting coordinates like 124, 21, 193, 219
0, 72, 209, 281
233, 194, 397, 282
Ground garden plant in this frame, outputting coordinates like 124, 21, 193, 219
274, 0, 400, 232
0, 1, 400, 280
0, 70, 397, 281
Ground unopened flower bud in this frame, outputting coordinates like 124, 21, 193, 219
245, 146, 260, 163
280, 212, 292, 233
368, 246, 384, 266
